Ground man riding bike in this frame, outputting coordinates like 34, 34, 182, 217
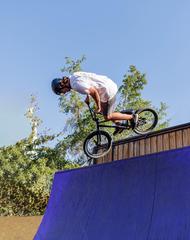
51, 71, 138, 135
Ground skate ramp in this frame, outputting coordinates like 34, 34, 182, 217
34, 146, 190, 240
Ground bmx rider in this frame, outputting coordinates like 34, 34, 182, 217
51, 71, 138, 135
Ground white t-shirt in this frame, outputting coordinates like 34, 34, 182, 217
69, 71, 118, 102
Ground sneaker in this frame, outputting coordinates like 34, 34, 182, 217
131, 113, 139, 128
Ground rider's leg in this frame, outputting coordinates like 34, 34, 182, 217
100, 99, 133, 122
100, 97, 121, 123
104, 112, 133, 121
101, 96, 138, 135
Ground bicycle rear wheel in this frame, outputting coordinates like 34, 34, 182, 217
134, 108, 158, 135
83, 130, 112, 159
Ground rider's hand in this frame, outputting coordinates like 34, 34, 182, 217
95, 106, 102, 113
85, 95, 90, 105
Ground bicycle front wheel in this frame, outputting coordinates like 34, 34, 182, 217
134, 108, 158, 135
83, 130, 112, 159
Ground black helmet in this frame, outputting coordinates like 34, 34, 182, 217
51, 78, 62, 95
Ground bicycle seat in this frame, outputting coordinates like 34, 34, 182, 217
120, 109, 135, 115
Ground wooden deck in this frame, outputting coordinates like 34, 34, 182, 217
96, 122, 190, 164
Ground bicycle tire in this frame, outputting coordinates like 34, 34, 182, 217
83, 130, 112, 159
133, 108, 158, 135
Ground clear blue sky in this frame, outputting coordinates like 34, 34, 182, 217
0, 0, 190, 147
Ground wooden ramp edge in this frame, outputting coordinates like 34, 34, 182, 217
96, 122, 190, 164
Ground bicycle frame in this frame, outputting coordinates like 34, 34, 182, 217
87, 105, 131, 132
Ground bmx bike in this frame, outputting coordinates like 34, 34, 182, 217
83, 104, 158, 160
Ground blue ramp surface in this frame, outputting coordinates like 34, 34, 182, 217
35, 147, 190, 240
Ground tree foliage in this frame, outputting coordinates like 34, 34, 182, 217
116, 65, 169, 139
0, 96, 78, 216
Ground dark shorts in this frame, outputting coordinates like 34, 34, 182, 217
101, 95, 116, 116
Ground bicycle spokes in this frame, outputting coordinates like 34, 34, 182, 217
134, 109, 158, 134
84, 131, 112, 159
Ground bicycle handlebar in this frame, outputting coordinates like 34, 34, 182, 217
86, 103, 102, 121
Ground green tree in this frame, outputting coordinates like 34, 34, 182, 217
24, 94, 42, 143
116, 65, 169, 139
0, 95, 78, 216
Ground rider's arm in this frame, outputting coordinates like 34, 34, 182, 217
87, 87, 101, 112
